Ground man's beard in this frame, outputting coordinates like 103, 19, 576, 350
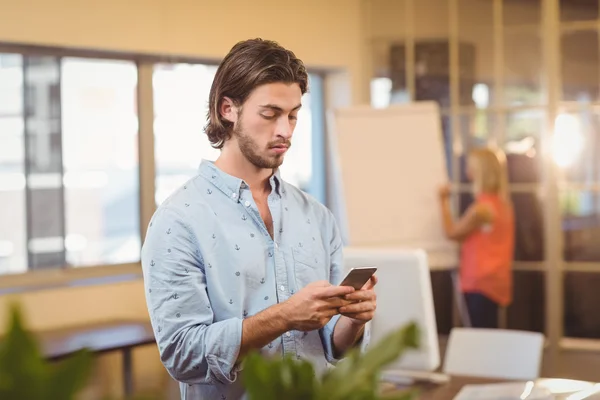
233, 120, 291, 170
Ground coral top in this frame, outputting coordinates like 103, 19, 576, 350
460, 193, 515, 306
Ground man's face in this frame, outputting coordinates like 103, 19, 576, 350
227, 82, 302, 169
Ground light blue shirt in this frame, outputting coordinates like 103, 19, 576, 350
141, 160, 355, 400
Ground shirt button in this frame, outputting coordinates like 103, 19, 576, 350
244, 201, 250, 207
285, 332, 291, 337
231, 193, 237, 199
280, 285, 285, 291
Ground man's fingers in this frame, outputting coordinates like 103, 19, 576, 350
362, 275, 378, 290
315, 285, 355, 299
307, 280, 333, 288
344, 290, 376, 302
339, 301, 376, 314
320, 297, 353, 309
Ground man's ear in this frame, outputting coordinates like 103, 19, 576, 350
220, 97, 238, 124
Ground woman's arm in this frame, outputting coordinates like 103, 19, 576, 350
439, 185, 494, 242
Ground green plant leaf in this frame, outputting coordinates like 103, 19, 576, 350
319, 322, 420, 400
0, 302, 47, 400
46, 348, 95, 400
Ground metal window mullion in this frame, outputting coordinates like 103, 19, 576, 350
450, 0, 461, 189
541, 0, 563, 376
57, 57, 66, 268
493, 0, 505, 148
22, 56, 32, 269
405, 0, 416, 102
137, 62, 156, 243
449, 0, 462, 329
564, 262, 600, 272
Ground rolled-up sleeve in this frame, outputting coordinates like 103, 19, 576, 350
141, 206, 242, 385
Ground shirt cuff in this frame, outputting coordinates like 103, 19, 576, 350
320, 314, 342, 364
205, 317, 244, 384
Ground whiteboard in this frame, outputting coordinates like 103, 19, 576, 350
333, 101, 457, 268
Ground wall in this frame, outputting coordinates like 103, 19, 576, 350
0, 0, 369, 105
0, 0, 368, 398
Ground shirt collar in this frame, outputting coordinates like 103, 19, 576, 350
198, 159, 283, 199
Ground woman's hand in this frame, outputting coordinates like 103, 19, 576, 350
438, 183, 452, 200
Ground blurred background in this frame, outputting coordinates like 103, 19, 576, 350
2, 0, 600, 397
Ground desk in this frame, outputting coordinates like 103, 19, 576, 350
37, 320, 155, 397
383, 376, 598, 399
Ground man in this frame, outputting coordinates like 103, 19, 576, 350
141, 38, 377, 400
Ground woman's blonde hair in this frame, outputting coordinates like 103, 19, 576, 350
467, 147, 511, 203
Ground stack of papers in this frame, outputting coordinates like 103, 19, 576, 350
453, 382, 554, 400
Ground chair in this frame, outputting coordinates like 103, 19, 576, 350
443, 328, 544, 380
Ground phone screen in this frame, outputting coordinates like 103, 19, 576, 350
339, 267, 377, 290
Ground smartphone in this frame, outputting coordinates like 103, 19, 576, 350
339, 267, 377, 290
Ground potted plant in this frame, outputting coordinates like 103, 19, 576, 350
242, 322, 420, 400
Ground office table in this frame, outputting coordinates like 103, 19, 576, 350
38, 320, 155, 397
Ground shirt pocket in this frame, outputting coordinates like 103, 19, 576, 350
292, 246, 327, 289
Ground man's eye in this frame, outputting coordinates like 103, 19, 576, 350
289, 115, 298, 121
261, 114, 276, 120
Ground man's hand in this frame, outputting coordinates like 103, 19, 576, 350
338, 275, 378, 325
282, 280, 355, 332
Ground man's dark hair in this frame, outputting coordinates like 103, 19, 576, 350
205, 38, 309, 149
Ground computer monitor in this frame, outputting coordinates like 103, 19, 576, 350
342, 247, 441, 372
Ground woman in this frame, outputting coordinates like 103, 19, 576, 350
439, 148, 515, 329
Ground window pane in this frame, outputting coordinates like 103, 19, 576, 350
507, 270, 545, 333
561, 189, 600, 261
555, 110, 600, 182
61, 58, 140, 266
504, 31, 543, 106
0, 54, 26, 274
512, 192, 545, 261
564, 271, 600, 338
458, 0, 494, 108
504, 109, 544, 183
504, 0, 542, 26
153, 63, 219, 206
431, 270, 453, 335
562, 31, 599, 103
389, 43, 409, 104
279, 74, 319, 194
560, 0, 599, 22
368, 0, 407, 103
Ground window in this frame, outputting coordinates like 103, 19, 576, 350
0, 53, 26, 274
0, 53, 140, 275
153, 66, 326, 205
0, 46, 330, 283
153, 63, 219, 205
61, 58, 140, 267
